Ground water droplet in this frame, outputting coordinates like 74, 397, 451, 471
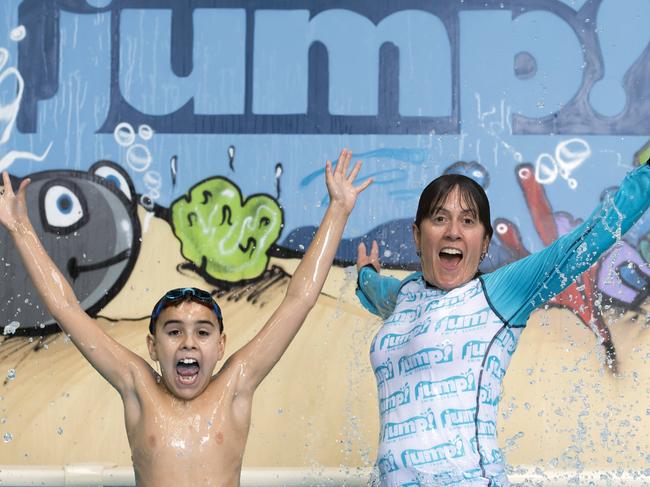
3, 321, 20, 334
3, 432, 13, 442
6, 369, 16, 381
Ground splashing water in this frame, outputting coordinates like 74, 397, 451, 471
601, 193, 625, 286
3, 321, 20, 334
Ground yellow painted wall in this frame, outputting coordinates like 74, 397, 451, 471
1, 212, 648, 474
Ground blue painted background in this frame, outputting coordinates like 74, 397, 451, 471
1, 0, 649, 330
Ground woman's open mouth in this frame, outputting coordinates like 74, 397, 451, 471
439, 247, 463, 268
176, 358, 200, 385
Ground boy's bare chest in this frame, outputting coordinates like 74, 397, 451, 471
126, 391, 250, 486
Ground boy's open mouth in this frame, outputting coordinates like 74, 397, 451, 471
176, 358, 200, 385
439, 247, 463, 268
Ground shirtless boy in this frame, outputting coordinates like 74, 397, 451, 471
0, 149, 371, 487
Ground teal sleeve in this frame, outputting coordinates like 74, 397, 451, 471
483, 162, 650, 326
355, 266, 401, 319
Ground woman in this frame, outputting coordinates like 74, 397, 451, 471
355, 157, 650, 486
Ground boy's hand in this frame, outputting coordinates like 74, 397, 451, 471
357, 240, 380, 273
325, 148, 372, 214
0, 171, 31, 233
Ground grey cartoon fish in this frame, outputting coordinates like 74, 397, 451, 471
1, 161, 141, 335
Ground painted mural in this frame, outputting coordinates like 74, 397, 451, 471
0, 0, 649, 477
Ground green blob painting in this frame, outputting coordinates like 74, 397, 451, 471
171, 177, 283, 282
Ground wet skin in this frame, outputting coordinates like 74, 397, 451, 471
412, 186, 489, 290
0, 150, 371, 487
124, 302, 250, 487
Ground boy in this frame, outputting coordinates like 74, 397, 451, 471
0, 149, 371, 487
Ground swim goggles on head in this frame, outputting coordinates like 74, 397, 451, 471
149, 287, 223, 334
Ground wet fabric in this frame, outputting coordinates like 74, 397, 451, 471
357, 163, 650, 486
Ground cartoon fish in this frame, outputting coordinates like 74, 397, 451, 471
0, 161, 141, 335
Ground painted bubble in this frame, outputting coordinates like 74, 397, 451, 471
138, 124, 154, 141
555, 138, 591, 177
0, 48, 8, 71
114, 122, 136, 147
10, 26, 26, 42
126, 144, 152, 172
143, 171, 162, 190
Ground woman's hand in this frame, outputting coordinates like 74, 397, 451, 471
357, 240, 380, 273
325, 148, 372, 214
0, 171, 31, 233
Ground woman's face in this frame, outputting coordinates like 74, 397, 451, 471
413, 186, 490, 290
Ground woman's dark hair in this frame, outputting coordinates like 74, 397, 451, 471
415, 174, 493, 241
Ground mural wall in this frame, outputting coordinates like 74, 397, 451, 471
1, 0, 649, 478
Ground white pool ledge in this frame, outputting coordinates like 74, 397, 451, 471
0, 465, 647, 486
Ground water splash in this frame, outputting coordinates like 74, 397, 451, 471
3, 321, 20, 334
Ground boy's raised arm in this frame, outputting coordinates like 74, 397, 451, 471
0, 172, 150, 397
226, 149, 371, 394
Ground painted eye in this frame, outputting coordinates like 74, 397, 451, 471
92, 165, 133, 201
41, 182, 88, 234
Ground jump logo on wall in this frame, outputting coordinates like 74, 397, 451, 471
15, 0, 650, 135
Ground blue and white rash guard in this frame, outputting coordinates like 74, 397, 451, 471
356, 163, 650, 487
